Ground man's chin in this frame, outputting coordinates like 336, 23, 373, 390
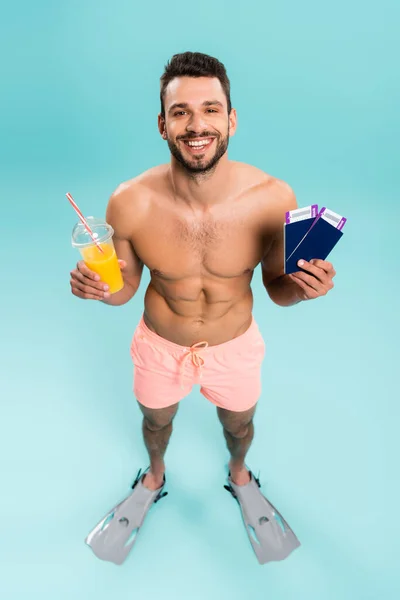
176, 154, 217, 174
184, 158, 216, 173
168, 138, 229, 174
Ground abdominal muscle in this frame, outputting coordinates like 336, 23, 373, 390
142, 275, 254, 347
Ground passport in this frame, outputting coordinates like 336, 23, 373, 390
284, 205, 346, 275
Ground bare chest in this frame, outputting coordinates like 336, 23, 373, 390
133, 203, 267, 280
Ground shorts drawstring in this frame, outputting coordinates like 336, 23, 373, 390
179, 341, 208, 389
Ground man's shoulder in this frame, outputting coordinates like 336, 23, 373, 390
112, 164, 168, 201
232, 161, 297, 210
106, 165, 168, 234
108, 164, 168, 209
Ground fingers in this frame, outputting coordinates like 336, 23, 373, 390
308, 259, 336, 277
70, 261, 110, 300
296, 259, 324, 283
71, 281, 109, 300
289, 257, 335, 299
289, 272, 321, 296
296, 259, 334, 285
76, 260, 101, 281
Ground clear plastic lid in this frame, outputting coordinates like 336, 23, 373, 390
71, 216, 114, 248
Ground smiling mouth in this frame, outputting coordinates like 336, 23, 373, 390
181, 137, 215, 152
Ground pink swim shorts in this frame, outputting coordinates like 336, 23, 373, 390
130, 314, 266, 413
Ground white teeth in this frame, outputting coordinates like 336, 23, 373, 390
186, 139, 211, 147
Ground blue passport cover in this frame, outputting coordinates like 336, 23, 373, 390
284, 217, 316, 258
284, 216, 343, 274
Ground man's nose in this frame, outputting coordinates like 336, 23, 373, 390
185, 111, 207, 133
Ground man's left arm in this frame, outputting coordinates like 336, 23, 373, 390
261, 183, 337, 307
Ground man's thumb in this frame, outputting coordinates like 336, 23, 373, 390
118, 260, 127, 269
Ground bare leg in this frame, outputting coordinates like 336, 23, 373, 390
217, 404, 257, 485
137, 401, 179, 490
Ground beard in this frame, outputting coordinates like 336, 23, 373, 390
166, 128, 230, 175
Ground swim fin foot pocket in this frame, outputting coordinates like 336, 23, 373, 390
85, 468, 167, 565
225, 470, 300, 564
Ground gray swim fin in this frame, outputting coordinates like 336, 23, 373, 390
85, 468, 167, 565
225, 471, 300, 564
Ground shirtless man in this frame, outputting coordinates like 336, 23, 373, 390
70, 52, 336, 560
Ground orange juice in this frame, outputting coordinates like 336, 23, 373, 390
81, 242, 124, 294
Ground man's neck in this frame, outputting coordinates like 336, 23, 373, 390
168, 154, 232, 209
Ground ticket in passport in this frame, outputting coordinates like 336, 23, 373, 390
284, 205, 346, 274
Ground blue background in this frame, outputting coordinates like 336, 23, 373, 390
2, 1, 399, 599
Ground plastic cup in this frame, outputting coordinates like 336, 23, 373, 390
71, 216, 124, 294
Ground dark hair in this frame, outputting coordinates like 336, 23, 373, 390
160, 51, 232, 117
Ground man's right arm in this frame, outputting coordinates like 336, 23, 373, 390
101, 184, 145, 306
70, 182, 145, 306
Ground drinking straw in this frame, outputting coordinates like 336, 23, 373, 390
66, 192, 104, 254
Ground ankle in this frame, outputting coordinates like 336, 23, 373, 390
150, 461, 165, 478
143, 469, 165, 491
229, 462, 250, 485
229, 459, 245, 472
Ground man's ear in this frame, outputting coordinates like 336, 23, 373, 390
158, 114, 167, 139
228, 108, 237, 138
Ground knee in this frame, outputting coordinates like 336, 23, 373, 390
224, 420, 252, 440
143, 417, 172, 433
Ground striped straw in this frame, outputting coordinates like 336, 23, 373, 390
66, 192, 104, 254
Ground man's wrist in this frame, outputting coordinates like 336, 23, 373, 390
266, 275, 303, 307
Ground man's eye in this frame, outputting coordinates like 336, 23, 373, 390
207, 109, 217, 113
174, 111, 186, 116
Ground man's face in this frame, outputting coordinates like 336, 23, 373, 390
159, 77, 236, 174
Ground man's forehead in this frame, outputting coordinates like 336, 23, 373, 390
164, 76, 226, 108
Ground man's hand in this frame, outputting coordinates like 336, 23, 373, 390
289, 259, 336, 301
70, 259, 127, 300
